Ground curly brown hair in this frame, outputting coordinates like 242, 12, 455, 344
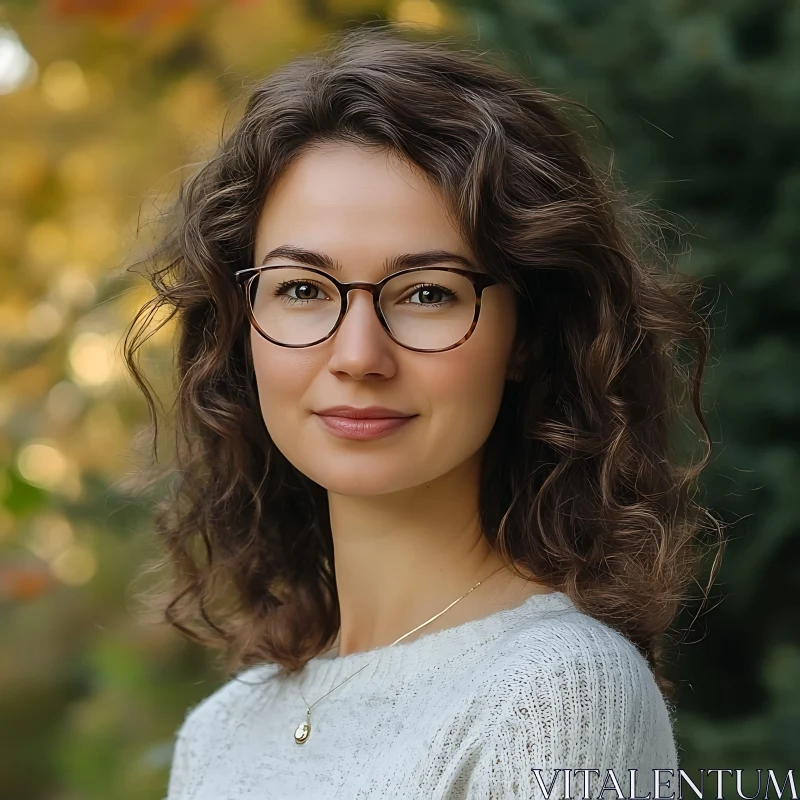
123, 23, 723, 698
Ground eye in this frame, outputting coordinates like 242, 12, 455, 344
404, 283, 457, 305
273, 279, 331, 303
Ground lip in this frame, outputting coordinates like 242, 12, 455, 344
315, 415, 414, 440
314, 405, 415, 419
313, 406, 417, 441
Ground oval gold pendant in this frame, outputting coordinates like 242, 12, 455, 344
294, 720, 311, 744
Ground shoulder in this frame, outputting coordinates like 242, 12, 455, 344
461, 607, 679, 798
487, 600, 668, 696
176, 663, 280, 743
477, 604, 678, 765
166, 664, 279, 798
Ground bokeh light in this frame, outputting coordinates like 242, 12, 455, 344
49, 543, 97, 585
24, 512, 75, 561
41, 60, 90, 112
67, 331, 123, 388
16, 440, 71, 490
0, 25, 37, 95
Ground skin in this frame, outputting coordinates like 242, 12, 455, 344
251, 141, 552, 657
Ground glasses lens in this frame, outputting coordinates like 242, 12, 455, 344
380, 269, 477, 350
250, 267, 341, 346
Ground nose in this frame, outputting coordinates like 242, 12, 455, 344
325, 288, 397, 379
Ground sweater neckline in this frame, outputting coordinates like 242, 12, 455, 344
288, 589, 574, 688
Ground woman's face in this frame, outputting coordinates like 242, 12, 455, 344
251, 141, 519, 496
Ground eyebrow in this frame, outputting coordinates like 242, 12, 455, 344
260, 245, 479, 276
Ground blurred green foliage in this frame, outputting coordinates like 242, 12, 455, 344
0, 0, 796, 797
455, 0, 800, 783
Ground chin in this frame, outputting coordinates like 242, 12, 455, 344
307, 464, 422, 497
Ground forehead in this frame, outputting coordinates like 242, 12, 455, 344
253, 142, 471, 267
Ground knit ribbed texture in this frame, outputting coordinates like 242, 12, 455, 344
165, 591, 679, 799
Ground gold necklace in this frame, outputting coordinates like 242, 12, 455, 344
293, 564, 505, 745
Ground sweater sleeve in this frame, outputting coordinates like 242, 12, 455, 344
464, 631, 680, 800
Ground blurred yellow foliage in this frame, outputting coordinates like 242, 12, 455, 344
0, 141, 49, 198
0, 4, 425, 798
391, 0, 446, 28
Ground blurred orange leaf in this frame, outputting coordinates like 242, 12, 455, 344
0, 560, 55, 602
49, 0, 202, 27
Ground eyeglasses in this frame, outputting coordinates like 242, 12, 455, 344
234, 264, 499, 353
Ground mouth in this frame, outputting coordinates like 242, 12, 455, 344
313, 410, 417, 440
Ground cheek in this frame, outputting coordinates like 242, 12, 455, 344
425, 347, 506, 425
250, 330, 317, 423
421, 300, 516, 438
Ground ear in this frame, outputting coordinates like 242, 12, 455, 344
505, 332, 540, 383
505, 342, 526, 383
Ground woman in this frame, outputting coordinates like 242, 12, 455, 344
125, 23, 721, 800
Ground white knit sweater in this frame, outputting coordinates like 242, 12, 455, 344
165, 591, 679, 799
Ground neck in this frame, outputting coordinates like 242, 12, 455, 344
327, 452, 545, 657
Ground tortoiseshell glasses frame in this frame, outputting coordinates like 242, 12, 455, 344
233, 264, 499, 353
